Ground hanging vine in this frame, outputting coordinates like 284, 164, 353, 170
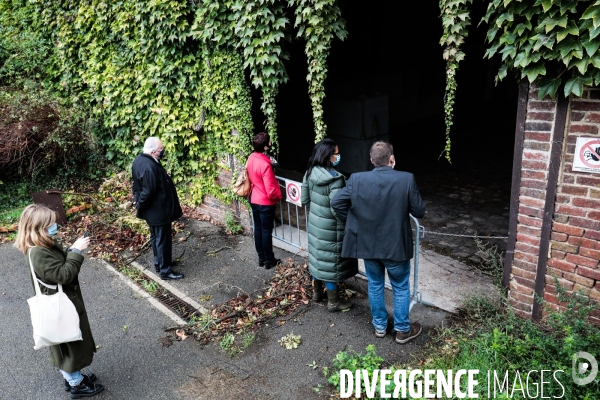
439, 0, 473, 163
291, 0, 347, 142
233, 0, 290, 148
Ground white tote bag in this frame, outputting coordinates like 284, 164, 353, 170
27, 249, 82, 350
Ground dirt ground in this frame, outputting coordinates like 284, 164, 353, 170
414, 165, 511, 267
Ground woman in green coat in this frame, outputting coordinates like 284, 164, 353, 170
301, 139, 358, 312
15, 205, 104, 399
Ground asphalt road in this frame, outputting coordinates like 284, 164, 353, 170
0, 225, 449, 400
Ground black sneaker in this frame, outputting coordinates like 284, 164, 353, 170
395, 322, 423, 344
64, 373, 97, 391
69, 382, 104, 399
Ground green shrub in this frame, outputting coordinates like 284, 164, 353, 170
224, 212, 243, 235
0, 81, 111, 186
424, 286, 600, 398
323, 291, 599, 399
325, 344, 392, 397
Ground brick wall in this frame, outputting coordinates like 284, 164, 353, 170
509, 84, 557, 318
545, 88, 600, 324
509, 84, 600, 324
197, 166, 253, 233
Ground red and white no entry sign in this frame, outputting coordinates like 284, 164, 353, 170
573, 137, 600, 173
285, 180, 302, 206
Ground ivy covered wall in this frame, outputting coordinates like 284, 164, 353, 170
1, 0, 346, 205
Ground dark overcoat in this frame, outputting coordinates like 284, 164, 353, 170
27, 240, 96, 373
331, 166, 426, 262
132, 153, 183, 226
301, 167, 358, 282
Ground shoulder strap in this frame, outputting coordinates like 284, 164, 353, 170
28, 248, 61, 294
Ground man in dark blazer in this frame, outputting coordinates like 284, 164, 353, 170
331, 141, 425, 343
132, 137, 184, 280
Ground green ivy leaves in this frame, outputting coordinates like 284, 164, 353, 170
233, 0, 290, 143
28, 0, 255, 205
484, 0, 600, 98
291, 0, 347, 142
440, 0, 473, 163
7, 0, 346, 205
194, 0, 346, 146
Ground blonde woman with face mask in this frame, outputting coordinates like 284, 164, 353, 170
15, 205, 103, 398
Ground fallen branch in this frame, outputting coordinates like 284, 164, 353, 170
123, 238, 152, 265
206, 246, 231, 256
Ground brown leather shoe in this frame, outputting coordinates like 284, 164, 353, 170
395, 322, 422, 344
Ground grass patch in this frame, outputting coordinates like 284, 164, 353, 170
0, 181, 42, 212
419, 286, 600, 399
323, 286, 600, 399
218, 332, 257, 357
0, 208, 21, 226
219, 333, 238, 356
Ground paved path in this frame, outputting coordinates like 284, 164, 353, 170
0, 220, 452, 399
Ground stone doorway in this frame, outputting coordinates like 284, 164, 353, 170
269, 0, 519, 266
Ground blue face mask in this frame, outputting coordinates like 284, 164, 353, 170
47, 223, 58, 237
332, 154, 341, 166
158, 148, 165, 159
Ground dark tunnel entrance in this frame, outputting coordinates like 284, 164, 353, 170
262, 0, 519, 265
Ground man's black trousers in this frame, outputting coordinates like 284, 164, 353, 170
149, 223, 172, 275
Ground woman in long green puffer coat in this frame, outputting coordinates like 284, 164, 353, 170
301, 139, 358, 312
15, 205, 104, 398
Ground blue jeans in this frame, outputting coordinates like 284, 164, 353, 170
251, 204, 276, 264
312, 277, 337, 291
364, 259, 411, 333
60, 369, 83, 387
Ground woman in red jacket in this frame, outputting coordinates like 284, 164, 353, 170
247, 132, 282, 269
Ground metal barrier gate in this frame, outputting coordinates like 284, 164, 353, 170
265, 176, 427, 311
272, 176, 309, 249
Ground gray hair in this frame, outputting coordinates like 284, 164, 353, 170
143, 137, 161, 154
370, 141, 394, 167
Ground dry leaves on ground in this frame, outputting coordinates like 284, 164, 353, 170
178, 259, 312, 345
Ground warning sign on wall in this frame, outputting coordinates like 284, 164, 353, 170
285, 180, 302, 206
573, 137, 600, 174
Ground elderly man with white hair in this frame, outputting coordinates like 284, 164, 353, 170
132, 137, 184, 280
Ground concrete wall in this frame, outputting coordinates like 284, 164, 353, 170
509, 84, 600, 324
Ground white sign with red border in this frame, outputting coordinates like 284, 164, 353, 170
285, 180, 302, 206
573, 137, 600, 174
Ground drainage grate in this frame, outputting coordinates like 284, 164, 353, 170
155, 289, 201, 322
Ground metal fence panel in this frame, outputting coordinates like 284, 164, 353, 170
254, 176, 426, 310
